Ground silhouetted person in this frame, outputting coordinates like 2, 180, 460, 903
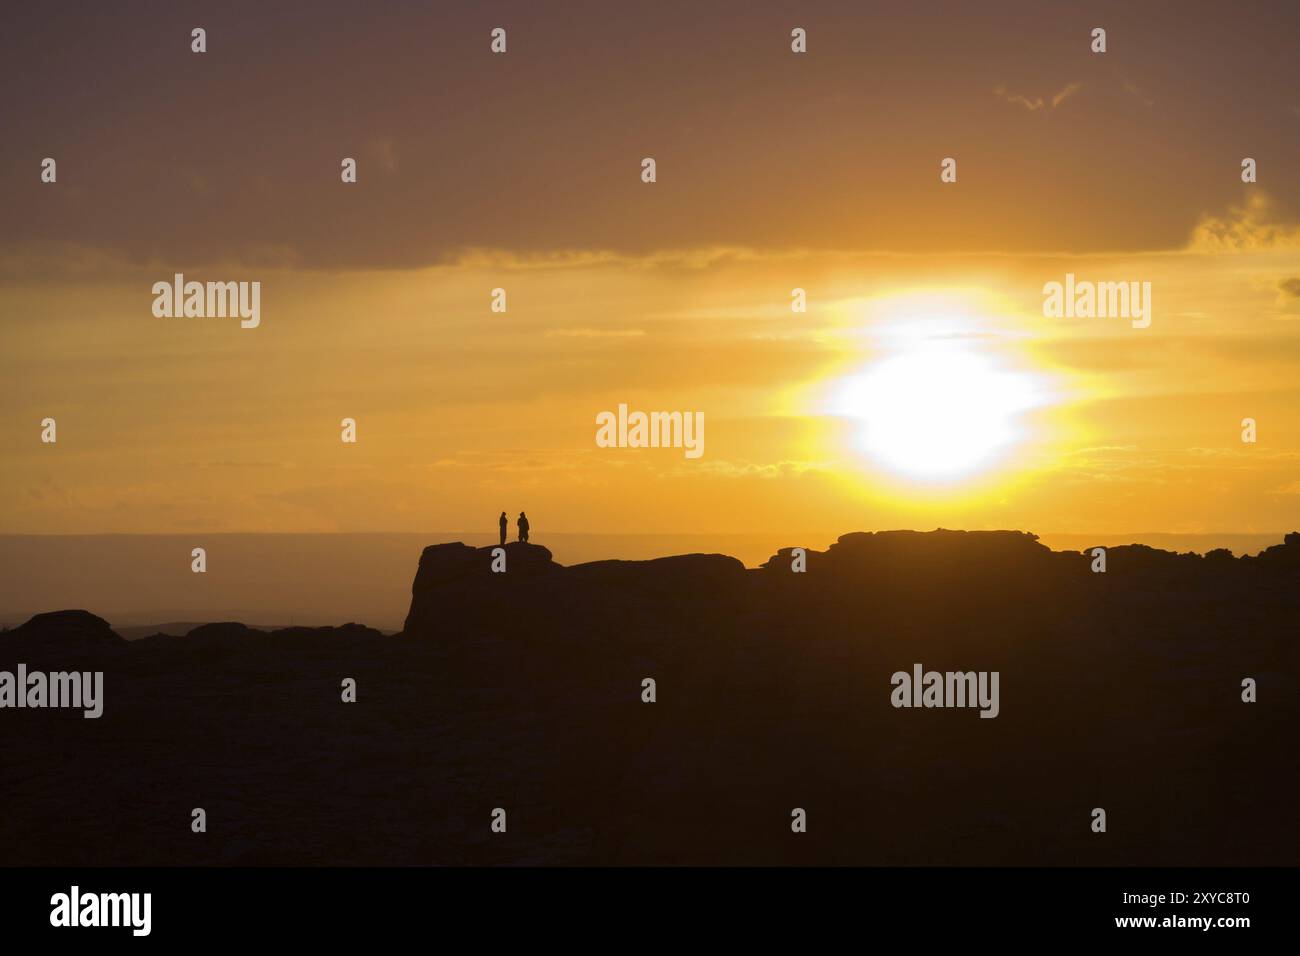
498, 511, 508, 547
517, 511, 530, 543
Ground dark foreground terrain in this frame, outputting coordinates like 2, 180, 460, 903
2, 530, 1297, 865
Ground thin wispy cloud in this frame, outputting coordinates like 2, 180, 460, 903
994, 81, 1083, 112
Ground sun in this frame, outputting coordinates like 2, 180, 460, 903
833, 346, 1046, 481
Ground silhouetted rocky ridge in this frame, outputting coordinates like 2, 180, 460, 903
3, 530, 1297, 866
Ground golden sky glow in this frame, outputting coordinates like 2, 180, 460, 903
3, 1, 1299, 540
5, 203, 1300, 538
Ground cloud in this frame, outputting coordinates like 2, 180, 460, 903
1187, 193, 1300, 253
1279, 278, 1300, 298
1051, 82, 1084, 108
0, 240, 304, 279
1119, 75, 1155, 108
545, 328, 646, 339
663, 459, 829, 479
994, 82, 1083, 112
448, 246, 779, 272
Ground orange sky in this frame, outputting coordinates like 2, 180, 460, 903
3, 0, 1299, 538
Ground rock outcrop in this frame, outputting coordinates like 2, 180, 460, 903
2, 529, 1297, 867
3, 609, 124, 660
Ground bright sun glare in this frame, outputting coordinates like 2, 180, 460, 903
835, 346, 1046, 482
